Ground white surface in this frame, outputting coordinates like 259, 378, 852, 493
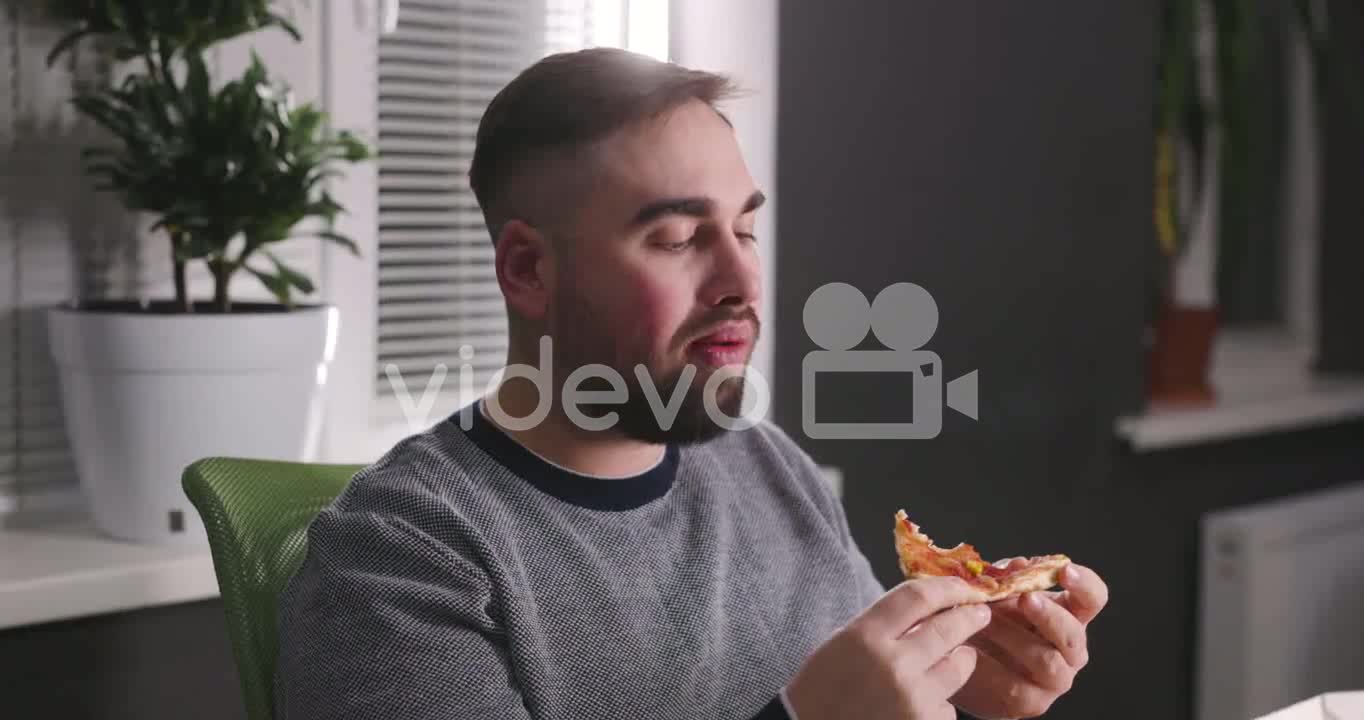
1196, 484, 1364, 720
47, 305, 338, 545
1321, 693, 1364, 720
1253, 692, 1364, 720
1117, 375, 1364, 451
0, 510, 219, 631
1117, 330, 1364, 451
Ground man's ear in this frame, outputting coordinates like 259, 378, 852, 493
495, 219, 553, 321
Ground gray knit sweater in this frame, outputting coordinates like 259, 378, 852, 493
275, 402, 885, 719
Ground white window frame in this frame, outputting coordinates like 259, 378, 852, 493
316, 1, 385, 463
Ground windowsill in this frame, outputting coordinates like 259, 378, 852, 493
0, 493, 219, 631
1116, 330, 1364, 452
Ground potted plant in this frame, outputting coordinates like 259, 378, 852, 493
40, 1, 370, 545
1148, 0, 1334, 409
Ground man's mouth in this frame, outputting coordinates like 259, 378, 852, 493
686, 323, 755, 367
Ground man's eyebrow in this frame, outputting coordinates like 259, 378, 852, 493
630, 190, 767, 227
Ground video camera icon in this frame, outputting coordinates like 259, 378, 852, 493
801, 282, 978, 440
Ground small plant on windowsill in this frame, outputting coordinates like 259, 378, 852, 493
1148, 0, 1340, 410
37, 0, 372, 546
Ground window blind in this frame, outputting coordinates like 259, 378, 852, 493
2, 2, 20, 510
1, 5, 103, 511
374, 0, 636, 421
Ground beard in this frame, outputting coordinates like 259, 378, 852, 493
549, 290, 756, 445
591, 361, 748, 445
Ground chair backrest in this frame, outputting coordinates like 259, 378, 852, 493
182, 457, 363, 720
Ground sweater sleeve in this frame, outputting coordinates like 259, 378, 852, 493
829, 499, 887, 608
275, 502, 534, 720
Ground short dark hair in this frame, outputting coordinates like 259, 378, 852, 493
468, 47, 740, 240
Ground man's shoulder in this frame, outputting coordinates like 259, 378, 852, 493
324, 420, 494, 533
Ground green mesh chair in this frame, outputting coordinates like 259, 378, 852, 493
182, 457, 363, 720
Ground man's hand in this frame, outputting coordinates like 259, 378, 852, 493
783, 576, 991, 720
950, 563, 1109, 719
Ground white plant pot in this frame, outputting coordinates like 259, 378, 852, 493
46, 303, 339, 546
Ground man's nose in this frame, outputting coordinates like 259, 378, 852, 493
701, 229, 762, 309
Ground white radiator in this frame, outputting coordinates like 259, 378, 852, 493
1196, 481, 1364, 720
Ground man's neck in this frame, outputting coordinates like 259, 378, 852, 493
482, 379, 666, 479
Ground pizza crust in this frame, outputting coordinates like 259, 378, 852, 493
976, 555, 1070, 602
894, 509, 1070, 603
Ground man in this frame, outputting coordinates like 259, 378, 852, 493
275, 48, 1107, 720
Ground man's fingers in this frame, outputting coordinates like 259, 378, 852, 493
962, 650, 1058, 718
1018, 592, 1088, 668
993, 556, 1029, 571
1058, 564, 1109, 625
977, 605, 1076, 691
921, 644, 978, 700
864, 576, 988, 637
969, 617, 1033, 681
897, 603, 991, 673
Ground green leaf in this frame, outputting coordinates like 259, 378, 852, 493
1155, 0, 1203, 257
244, 264, 294, 306
337, 131, 372, 161
46, 29, 94, 67
244, 50, 269, 87
103, 0, 129, 33
264, 250, 315, 294
265, 12, 303, 42
185, 50, 210, 106
316, 230, 360, 256
305, 193, 344, 217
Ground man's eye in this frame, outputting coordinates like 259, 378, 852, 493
737, 232, 758, 243
656, 238, 694, 252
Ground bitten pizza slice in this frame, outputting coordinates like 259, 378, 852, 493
893, 509, 1070, 603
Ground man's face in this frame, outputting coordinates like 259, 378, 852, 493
548, 99, 764, 444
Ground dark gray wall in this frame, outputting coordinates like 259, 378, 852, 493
773, 3, 1364, 720
0, 600, 244, 720
1318, 0, 1364, 373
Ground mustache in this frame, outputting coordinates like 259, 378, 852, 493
679, 306, 761, 345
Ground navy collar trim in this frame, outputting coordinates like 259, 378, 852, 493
452, 403, 679, 511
